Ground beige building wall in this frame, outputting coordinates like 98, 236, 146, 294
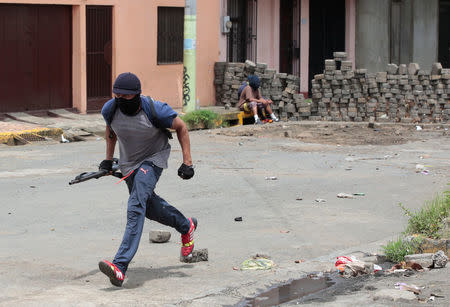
1, 0, 220, 112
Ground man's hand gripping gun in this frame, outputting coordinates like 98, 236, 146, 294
69, 158, 123, 185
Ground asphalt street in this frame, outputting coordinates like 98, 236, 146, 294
0, 125, 449, 306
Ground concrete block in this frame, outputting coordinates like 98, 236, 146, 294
408, 63, 420, 75
432, 250, 448, 268
180, 248, 209, 263
149, 230, 171, 243
431, 62, 442, 75
404, 253, 433, 268
399, 64, 408, 75
387, 63, 399, 74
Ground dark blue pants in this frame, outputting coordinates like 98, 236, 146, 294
112, 161, 190, 274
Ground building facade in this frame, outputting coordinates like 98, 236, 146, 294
219, 0, 450, 96
0, 0, 220, 113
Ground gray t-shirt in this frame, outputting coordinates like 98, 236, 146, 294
111, 109, 171, 175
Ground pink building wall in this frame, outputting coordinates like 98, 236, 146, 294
256, 0, 280, 71
1, 0, 220, 112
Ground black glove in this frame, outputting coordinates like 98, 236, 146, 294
99, 159, 113, 172
178, 163, 194, 180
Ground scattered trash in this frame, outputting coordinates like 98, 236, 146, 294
353, 193, 365, 196
432, 250, 448, 268
419, 154, 431, 159
232, 266, 240, 271
345, 168, 352, 171
337, 193, 354, 199
295, 197, 303, 201
265, 176, 278, 180
416, 126, 423, 131
280, 230, 290, 234
389, 261, 424, 272
234, 217, 243, 222
241, 255, 274, 270
335, 256, 380, 278
421, 170, 430, 175
8, 212, 11, 215
238, 142, 243, 146
29, 186, 36, 188
295, 259, 305, 264
315, 199, 326, 203
50, 228, 55, 231
373, 264, 383, 272
415, 164, 426, 171
60, 135, 70, 143
394, 282, 422, 294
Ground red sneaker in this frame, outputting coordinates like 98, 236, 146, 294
181, 217, 197, 257
98, 260, 125, 287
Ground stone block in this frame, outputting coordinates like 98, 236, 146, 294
432, 250, 448, 268
431, 62, 442, 75
404, 253, 433, 268
408, 63, 420, 75
387, 63, 399, 74
149, 230, 171, 243
398, 64, 408, 75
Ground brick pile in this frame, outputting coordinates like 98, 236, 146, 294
214, 61, 304, 120
311, 52, 450, 123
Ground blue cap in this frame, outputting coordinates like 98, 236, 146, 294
113, 72, 142, 95
248, 75, 260, 90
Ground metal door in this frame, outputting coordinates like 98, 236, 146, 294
86, 6, 113, 111
227, 0, 257, 62
0, 4, 72, 112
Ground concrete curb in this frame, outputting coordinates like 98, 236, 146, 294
0, 128, 63, 146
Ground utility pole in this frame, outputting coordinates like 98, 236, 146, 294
182, 0, 197, 113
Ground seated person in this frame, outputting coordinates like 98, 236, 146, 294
237, 75, 279, 124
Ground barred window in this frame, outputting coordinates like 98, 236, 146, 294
157, 7, 184, 64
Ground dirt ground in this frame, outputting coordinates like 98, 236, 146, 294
215, 121, 450, 146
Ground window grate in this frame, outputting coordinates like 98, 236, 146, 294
157, 7, 184, 64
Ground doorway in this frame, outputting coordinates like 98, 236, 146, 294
0, 4, 72, 113
308, 0, 345, 92
439, 0, 450, 67
227, 0, 257, 62
86, 6, 113, 111
280, 0, 294, 74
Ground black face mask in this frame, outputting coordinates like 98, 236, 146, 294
115, 95, 141, 116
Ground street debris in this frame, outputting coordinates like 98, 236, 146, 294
431, 250, 448, 268
149, 230, 171, 243
337, 193, 354, 199
180, 248, 208, 263
234, 216, 243, 222
238, 142, 243, 146
294, 259, 305, 263
389, 261, 425, 272
394, 282, 422, 294
265, 176, 277, 180
416, 125, 423, 131
241, 255, 274, 270
335, 255, 383, 278
315, 198, 326, 203
353, 193, 365, 196
295, 197, 303, 201
280, 230, 290, 233
60, 134, 70, 143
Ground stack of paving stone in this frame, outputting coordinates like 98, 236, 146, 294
312, 52, 449, 123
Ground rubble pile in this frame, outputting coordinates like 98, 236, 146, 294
311, 52, 450, 123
